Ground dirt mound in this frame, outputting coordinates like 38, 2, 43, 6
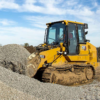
25, 46, 36, 54
0, 44, 30, 74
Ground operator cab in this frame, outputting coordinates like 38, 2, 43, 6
45, 20, 88, 55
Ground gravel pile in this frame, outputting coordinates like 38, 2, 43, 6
0, 66, 100, 100
0, 46, 5, 62
0, 44, 30, 74
0, 81, 41, 100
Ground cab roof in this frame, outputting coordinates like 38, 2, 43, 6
46, 20, 84, 25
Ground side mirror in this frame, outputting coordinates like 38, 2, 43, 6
84, 23, 88, 29
85, 31, 88, 35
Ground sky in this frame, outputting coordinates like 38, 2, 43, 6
0, 0, 100, 47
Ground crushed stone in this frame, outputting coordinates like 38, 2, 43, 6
0, 80, 41, 100
0, 44, 30, 74
0, 66, 100, 100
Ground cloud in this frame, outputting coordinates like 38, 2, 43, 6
0, 0, 66, 15
0, 19, 16, 26
25, 0, 36, 4
0, 26, 44, 46
0, 0, 20, 10
0, 0, 95, 16
87, 35, 100, 47
25, 15, 66, 29
66, 7, 94, 17
0, 0, 99, 16
19, 0, 66, 15
64, 0, 78, 6
96, 7, 100, 15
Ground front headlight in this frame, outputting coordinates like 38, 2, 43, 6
40, 55, 45, 58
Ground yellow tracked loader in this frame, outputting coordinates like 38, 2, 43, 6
26, 20, 99, 86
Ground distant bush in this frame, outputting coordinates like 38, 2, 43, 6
24, 43, 29, 47
21, 43, 36, 53
24, 46, 36, 54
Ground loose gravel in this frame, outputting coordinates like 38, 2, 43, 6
0, 44, 30, 74
0, 81, 41, 100
0, 66, 100, 100
0, 46, 5, 62
2, 44, 30, 65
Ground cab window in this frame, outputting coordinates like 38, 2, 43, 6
68, 23, 78, 54
58, 28, 64, 43
48, 27, 56, 44
77, 25, 85, 43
